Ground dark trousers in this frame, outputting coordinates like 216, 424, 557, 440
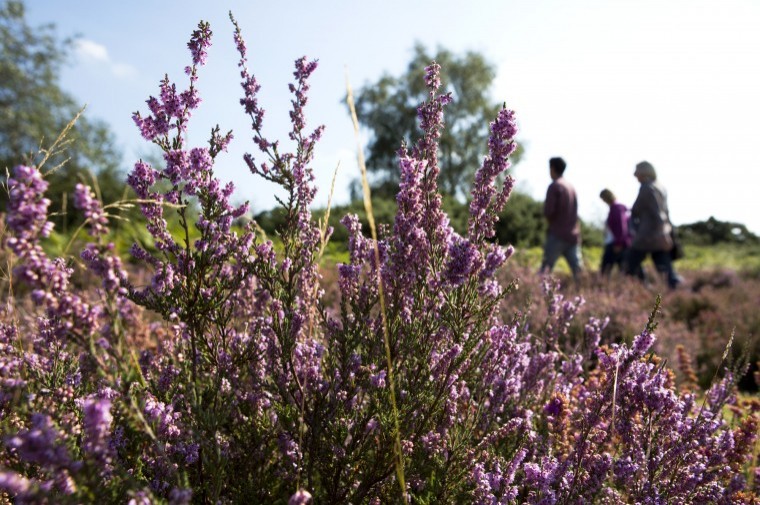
626, 248, 681, 289
601, 244, 627, 275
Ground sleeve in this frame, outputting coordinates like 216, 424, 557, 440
607, 207, 623, 245
544, 183, 557, 219
608, 206, 625, 246
632, 185, 657, 221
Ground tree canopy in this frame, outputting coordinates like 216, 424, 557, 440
352, 43, 522, 199
677, 217, 759, 245
0, 0, 125, 227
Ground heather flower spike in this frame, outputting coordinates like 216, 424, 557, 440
73, 183, 109, 237
468, 105, 518, 242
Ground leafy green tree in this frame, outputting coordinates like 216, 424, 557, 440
352, 42, 522, 199
493, 192, 546, 248
0, 0, 125, 228
493, 192, 602, 249
677, 217, 759, 245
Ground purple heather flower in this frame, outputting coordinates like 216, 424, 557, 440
544, 395, 564, 417
5, 413, 72, 468
365, 418, 379, 433
187, 21, 212, 66
180, 87, 201, 110
164, 149, 190, 185
128, 492, 153, 505
133, 95, 171, 141
0, 471, 31, 496
159, 79, 183, 119
289, 56, 320, 140
468, 107, 518, 241
211, 126, 234, 155
584, 316, 609, 352
424, 61, 442, 90
370, 369, 387, 389
278, 433, 302, 469
293, 339, 326, 393
481, 244, 512, 279
5, 165, 53, 240
288, 489, 312, 505
4, 166, 63, 309
82, 398, 113, 460
143, 393, 182, 439
444, 237, 483, 286
169, 487, 193, 505
706, 373, 735, 410
231, 13, 270, 157
127, 160, 158, 198
73, 183, 109, 236
631, 329, 656, 358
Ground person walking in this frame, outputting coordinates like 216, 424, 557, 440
540, 157, 582, 280
599, 188, 631, 275
626, 161, 682, 289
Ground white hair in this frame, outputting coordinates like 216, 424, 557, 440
635, 161, 657, 181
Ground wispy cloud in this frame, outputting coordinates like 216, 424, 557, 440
74, 39, 137, 78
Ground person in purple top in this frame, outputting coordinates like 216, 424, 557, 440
599, 188, 631, 275
540, 157, 582, 280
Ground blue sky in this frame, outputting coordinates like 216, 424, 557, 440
25, 0, 760, 233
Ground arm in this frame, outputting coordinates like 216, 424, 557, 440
544, 183, 557, 220
632, 184, 658, 221
608, 205, 628, 247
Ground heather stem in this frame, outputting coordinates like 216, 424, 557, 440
346, 71, 407, 501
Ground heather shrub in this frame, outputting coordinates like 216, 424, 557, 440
1, 16, 758, 504
498, 265, 759, 392
669, 270, 760, 391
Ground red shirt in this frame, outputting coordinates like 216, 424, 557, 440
544, 177, 580, 244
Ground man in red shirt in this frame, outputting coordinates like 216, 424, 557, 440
539, 157, 582, 280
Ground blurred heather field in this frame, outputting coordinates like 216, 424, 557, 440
1, 2, 759, 503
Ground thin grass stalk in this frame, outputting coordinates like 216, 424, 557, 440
317, 162, 339, 259
346, 70, 407, 501
39, 109, 83, 175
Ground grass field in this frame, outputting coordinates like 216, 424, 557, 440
506, 242, 760, 275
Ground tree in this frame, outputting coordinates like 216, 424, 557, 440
0, 0, 125, 228
677, 217, 759, 245
352, 42, 522, 199
493, 192, 546, 248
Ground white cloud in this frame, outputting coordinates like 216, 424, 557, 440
111, 62, 136, 78
75, 39, 108, 61
74, 39, 137, 78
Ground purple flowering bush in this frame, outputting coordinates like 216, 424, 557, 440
1, 16, 758, 504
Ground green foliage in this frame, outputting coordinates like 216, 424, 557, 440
493, 191, 545, 247
259, 190, 600, 257
580, 220, 604, 248
257, 197, 398, 246
0, 0, 127, 228
674, 242, 760, 275
260, 190, 548, 251
352, 42, 523, 199
677, 216, 760, 246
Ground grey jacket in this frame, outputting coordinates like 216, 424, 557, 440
631, 181, 673, 252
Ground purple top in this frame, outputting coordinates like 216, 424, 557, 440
607, 201, 631, 248
544, 177, 580, 244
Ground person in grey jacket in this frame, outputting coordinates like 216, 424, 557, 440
626, 161, 682, 288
